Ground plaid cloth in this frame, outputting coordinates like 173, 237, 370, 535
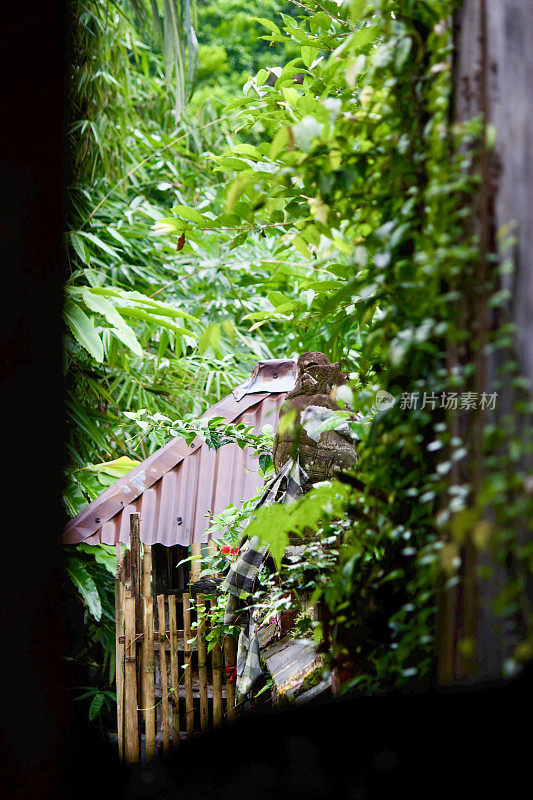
222, 457, 308, 699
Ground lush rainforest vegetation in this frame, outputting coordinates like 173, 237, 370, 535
65, 0, 533, 728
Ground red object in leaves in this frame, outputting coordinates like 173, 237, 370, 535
224, 666, 237, 683
221, 545, 239, 555
176, 233, 185, 251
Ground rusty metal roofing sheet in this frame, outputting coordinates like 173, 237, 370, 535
62, 360, 296, 547
232, 358, 297, 400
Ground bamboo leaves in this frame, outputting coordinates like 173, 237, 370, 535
64, 285, 200, 362
162, 0, 198, 119
64, 302, 105, 363
80, 289, 143, 357
67, 557, 103, 621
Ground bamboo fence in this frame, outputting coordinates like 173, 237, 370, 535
115, 514, 238, 764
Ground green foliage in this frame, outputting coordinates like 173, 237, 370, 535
67, 0, 533, 711
247, 480, 351, 568
124, 409, 275, 467
67, 557, 103, 621
154, 0, 533, 689
75, 686, 117, 723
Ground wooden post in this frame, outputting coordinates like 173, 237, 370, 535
115, 546, 125, 761
130, 514, 142, 628
196, 595, 209, 733
190, 542, 201, 582
142, 596, 156, 762
129, 513, 143, 753
167, 595, 180, 748
123, 594, 139, 764
211, 599, 223, 728
223, 635, 237, 720
182, 592, 195, 738
157, 595, 170, 754
142, 544, 152, 598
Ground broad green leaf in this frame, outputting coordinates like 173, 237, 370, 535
77, 231, 119, 258
67, 558, 102, 621
253, 17, 281, 35
85, 455, 140, 477
220, 319, 237, 344
229, 231, 248, 250
249, 320, 270, 332
225, 174, 256, 212
282, 87, 299, 107
89, 693, 105, 721
267, 291, 292, 307
245, 482, 350, 567
64, 302, 104, 362
270, 126, 289, 159
292, 235, 312, 258
309, 11, 331, 34
78, 544, 118, 576
301, 46, 319, 68
172, 205, 206, 224
70, 232, 90, 265
198, 323, 221, 355
232, 143, 262, 159
81, 289, 143, 357
272, 302, 296, 314
152, 217, 188, 234
350, 0, 368, 21
88, 287, 198, 323
116, 306, 196, 337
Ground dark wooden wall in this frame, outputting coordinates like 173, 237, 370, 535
437, 0, 533, 683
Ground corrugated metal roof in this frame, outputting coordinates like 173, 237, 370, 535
62, 359, 296, 547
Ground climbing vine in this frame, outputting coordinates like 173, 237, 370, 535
156, 0, 533, 689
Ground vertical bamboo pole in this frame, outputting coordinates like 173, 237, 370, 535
167, 595, 180, 748
130, 513, 142, 632
157, 595, 170, 754
190, 542, 202, 582
129, 513, 144, 754
182, 592, 195, 738
115, 546, 125, 761
142, 596, 156, 762
123, 594, 139, 764
196, 595, 209, 733
223, 635, 237, 720
142, 544, 152, 599
211, 599, 223, 728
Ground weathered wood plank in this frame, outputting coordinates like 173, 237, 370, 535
142, 596, 156, 761
142, 544, 152, 599
123, 594, 139, 764
182, 592, 195, 738
157, 595, 169, 753
196, 595, 209, 733
211, 600, 223, 728
115, 548, 124, 762
223, 635, 237, 720
167, 595, 180, 748
130, 513, 142, 629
